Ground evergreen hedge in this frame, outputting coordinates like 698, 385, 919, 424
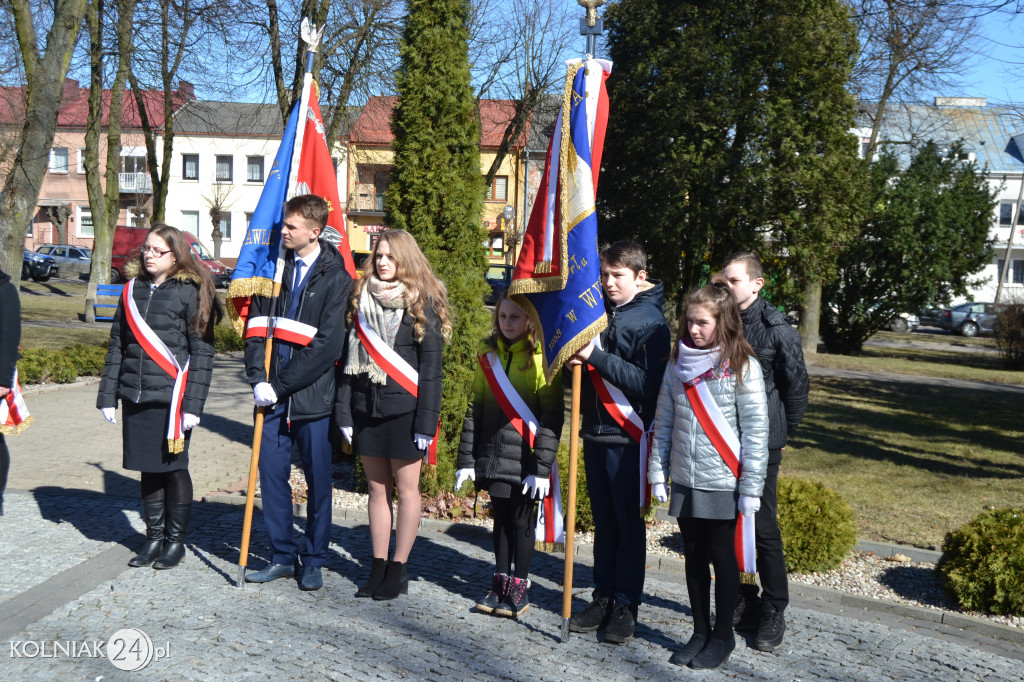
938, 507, 1024, 616
777, 476, 857, 573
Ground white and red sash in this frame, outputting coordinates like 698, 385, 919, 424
682, 377, 757, 581
589, 370, 653, 509
0, 369, 32, 435
355, 311, 439, 465
477, 351, 565, 550
244, 316, 318, 346
122, 279, 191, 454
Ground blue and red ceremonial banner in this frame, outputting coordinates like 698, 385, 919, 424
509, 58, 612, 381
227, 83, 356, 333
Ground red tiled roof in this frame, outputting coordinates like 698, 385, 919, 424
349, 95, 530, 148
0, 79, 192, 129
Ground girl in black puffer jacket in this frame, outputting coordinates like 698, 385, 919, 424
456, 293, 564, 618
97, 224, 223, 570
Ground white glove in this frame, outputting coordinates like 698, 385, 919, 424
454, 468, 476, 491
738, 495, 761, 518
522, 475, 550, 499
340, 426, 353, 444
652, 483, 669, 503
253, 382, 278, 407
182, 413, 200, 431
100, 407, 117, 424
414, 433, 433, 450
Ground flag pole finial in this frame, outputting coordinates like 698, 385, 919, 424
577, 0, 606, 56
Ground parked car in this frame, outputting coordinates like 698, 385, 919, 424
22, 248, 59, 282
35, 244, 92, 277
110, 225, 232, 287
939, 302, 1000, 337
917, 306, 945, 328
485, 264, 515, 306
888, 312, 920, 333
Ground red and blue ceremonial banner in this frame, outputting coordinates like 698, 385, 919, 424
509, 58, 612, 381
227, 83, 356, 333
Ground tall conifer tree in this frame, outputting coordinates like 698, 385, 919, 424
387, 0, 489, 488
598, 0, 863, 315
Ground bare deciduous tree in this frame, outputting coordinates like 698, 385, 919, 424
0, 0, 88, 274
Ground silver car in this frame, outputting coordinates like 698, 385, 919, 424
35, 244, 92, 277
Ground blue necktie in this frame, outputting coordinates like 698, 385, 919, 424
279, 259, 306, 368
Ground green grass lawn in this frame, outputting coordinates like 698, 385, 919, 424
785, 374, 1024, 550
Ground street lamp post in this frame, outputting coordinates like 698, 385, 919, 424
501, 204, 517, 266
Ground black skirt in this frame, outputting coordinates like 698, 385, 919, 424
354, 411, 423, 461
122, 401, 191, 472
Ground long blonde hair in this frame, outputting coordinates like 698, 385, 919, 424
348, 229, 452, 341
483, 292, 538, 370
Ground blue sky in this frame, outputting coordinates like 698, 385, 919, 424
939, 9, 1023, 105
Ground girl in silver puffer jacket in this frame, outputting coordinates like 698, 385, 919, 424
647, 277, 768, 670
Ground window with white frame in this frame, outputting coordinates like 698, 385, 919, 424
181, 211, 200, 236
50, 147, 69, 174
245, 212, 253, 229
77, 148, 87, 174
215, 155, 233, 183
78, 205, 94, 237
183, 153, 199, 180
998, 202, 1024, 226
219, 213, 232, 240
246, 156, 264, 183
488, 175, 508, 201
997, 259, 1024, 284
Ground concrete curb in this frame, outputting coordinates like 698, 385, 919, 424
200, 491, 1023, 646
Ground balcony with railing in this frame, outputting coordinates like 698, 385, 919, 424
349, 182, 386, 215
119, 172, 153, 194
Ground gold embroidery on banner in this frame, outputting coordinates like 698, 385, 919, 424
0, 414, 33, 436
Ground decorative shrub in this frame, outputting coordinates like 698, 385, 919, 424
556, 440, 593, 534
18, 344, 107, 384
777, 477, 857, 573
994, 300, 1024, 370
937, 507, 1024, 616
213, 324, 245, 353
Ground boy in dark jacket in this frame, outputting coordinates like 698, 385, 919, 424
723, 251, 809, 651
567, 241, 671, 643
244, 195, 353, 591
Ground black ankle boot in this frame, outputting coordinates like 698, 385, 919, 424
372, 560, 408, 600
129, 499, 165, 568
356, 558, 388, 598
153, 502, 191, 570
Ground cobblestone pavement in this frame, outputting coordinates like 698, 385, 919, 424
2, 490, 1022, 681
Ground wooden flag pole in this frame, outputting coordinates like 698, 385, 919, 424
236, 280, 282, 587
560, 363, 583, 642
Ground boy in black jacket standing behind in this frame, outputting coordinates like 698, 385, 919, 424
723, 251, 809, 651
567, 241, 671, 643
244, 195, 353, 591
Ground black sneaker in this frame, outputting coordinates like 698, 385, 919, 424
494, 576, 530, 617
755, 604, 786, 651
689, 635, 735, 669
603, 604, 636, 644
568, 593, 612, 633
733, 592, 760, 632
476, 573, 508, 614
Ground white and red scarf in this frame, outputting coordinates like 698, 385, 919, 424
122, 279, 191, 454
477, 351, 565, 549
354, 310, 439, 465
1, 369, 32, 435
677, 341, 757, 581
588, 346, 654, 509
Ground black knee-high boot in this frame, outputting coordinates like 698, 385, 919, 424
153, 502, 190, 570
129, 499, 165, 568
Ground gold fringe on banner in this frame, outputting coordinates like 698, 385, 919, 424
739, 571, 758, 586
535, 541, 566, 553
0, 415, 33, 436
168, 437, 185, 455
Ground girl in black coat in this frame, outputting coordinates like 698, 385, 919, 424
97, 224, 222, 569
335, 229, 450, 600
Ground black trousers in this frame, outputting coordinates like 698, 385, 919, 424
680, 515, 739, 640
583, 440, 646, 606
0, 433, 8, 513
740, 457, 789, 611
